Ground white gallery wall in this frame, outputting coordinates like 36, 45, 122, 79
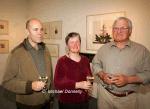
0, 0, 150, 108
0, 0, 27, 84
27, 0, 150, 53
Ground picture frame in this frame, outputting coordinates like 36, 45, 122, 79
0, 40, 9, 53
49, 21, 62, 39
43, 21, 62, 39
0, 20, 9, 35
43, 22, 50, 39
46, 44, 59, 57
86, 12, 125, 51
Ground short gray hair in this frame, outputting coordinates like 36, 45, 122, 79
112, 17, 132, 29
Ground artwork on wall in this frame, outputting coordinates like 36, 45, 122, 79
46, 44, 59, 57
49, 21, 62, 39
43, 21, 62, 39
86, 12, 125, 51
43, 22, 50, 39
0, 40, 9, 53
0, 20, 9, 35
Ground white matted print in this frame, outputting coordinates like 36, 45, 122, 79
0, 20, 9, 35
86, 12, 125, 51
47, 44, 59, 57
43, 21, 62, 39
43, 22, 50, 39
49, 21, 62, 39
0, 40, 9, 53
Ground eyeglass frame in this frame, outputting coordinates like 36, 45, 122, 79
113, 27, 130, 32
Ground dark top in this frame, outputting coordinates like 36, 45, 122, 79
54, 55, 92, 103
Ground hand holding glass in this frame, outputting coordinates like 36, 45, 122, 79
38, 76, 48, 93
86, 76, 94, 85
107, 74, 114, 90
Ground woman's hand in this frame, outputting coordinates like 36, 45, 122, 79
75, 81, 92, 90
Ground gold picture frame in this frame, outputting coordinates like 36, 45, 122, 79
86, 12, 125, 51
0, 20, 9, 35
0, 40, 9, 53
46, 44, 59, 57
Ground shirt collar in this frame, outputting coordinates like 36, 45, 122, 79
24, 38, 45, 50
110, 40, 132, 48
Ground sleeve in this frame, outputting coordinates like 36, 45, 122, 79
136, 48, 150, 84
92, 49, 103, 75
54, 58, 76, 90
2, 52, 33, 94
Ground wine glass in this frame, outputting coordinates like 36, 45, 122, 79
107, 74, 114, 90
38, 75, 48, 93
107, 65, 121, 90
86, 76, 94, 85
86, 75, 94, 96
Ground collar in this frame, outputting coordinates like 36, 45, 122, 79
110, 40, 132, 48
23, 38, 45, 50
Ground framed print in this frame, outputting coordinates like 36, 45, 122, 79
46, 44, 59, 57
43, 21, 62, 39
0, 40, 9, 53
43, 22, 50, 39
0, 20, 9, 35
86, 12, 125, 50
49, 21, 62, 39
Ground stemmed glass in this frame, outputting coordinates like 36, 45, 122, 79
107, 66, 120, 90
107, 74, 114, 90
86, 76, 94, 85
39, 75, 48, 93
86, 75, 94, 95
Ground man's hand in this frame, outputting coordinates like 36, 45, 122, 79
98, 71, 143, 87
32, 81, 46, 91
97, 71, 114, 85
112, 74, 143, 87
111, 74, 129, 87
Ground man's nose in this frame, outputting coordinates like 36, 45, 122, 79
38, 30, 43, 35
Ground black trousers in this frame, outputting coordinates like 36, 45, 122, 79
59, 101, 89, 109
16, 102, 50, 109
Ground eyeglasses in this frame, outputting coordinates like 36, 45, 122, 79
113, 27, 129, 32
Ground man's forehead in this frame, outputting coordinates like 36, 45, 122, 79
30, 20, 41, 25
115, 20, 128, 26
29, 20, 42, 28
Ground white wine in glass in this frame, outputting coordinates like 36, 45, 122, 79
86, 76, 94, 84
39, 76, 48, 93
